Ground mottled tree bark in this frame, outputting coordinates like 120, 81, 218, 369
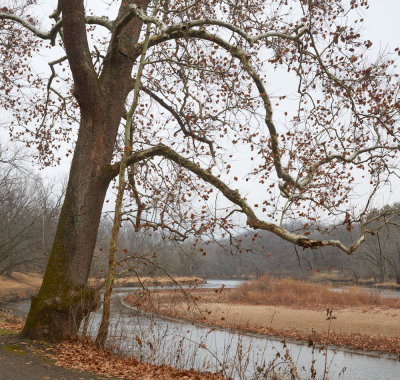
22, 0, 150, 341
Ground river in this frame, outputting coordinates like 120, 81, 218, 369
7, 279, 400, 380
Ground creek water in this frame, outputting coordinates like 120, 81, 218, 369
7, 279, 400, 380
331, 285, 400, 299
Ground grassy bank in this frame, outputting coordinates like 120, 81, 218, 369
88, 275, 204, 289
124, 275, 400, 356
0, 272, 203, 304
0, 272, 42, 304
229, 273, 400, 309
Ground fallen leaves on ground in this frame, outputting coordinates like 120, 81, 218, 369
0, 311, 24, 332
49, 337, 226, 380
0, 312, 225, 379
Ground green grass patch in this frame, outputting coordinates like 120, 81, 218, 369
0, 327, 18, 336
1, 344, 24, 354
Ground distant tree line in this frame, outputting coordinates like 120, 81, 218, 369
2, 145, 400, 284
89, 214, 400, 285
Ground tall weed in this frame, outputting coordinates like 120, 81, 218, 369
229, 274, 400, 308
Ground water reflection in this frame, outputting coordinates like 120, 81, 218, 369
6, 280, 400, 380
331, 285, 400, 299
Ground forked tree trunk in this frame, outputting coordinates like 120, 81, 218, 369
95, 11, 152, 347
22, 0, 150, 341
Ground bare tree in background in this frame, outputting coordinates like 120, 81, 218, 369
355, 206, 400, 284
0, 146, 63, 275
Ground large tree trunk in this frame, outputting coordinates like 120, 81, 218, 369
23, 111, 117, 340
22, 0, 150, 341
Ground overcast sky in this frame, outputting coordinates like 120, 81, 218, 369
1, 0, 400, 215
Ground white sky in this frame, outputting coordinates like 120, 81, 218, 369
1, 0, 400, 216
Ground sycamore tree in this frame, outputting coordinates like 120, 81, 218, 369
1, 0, 400, 341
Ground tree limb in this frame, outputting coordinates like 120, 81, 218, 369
61, 0, 102, 109
141, 86, 215, 157
105, 144, 367, 255
0, 13, 112, 45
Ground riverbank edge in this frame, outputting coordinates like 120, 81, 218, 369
312, 280, 400, 290
121, 293, 400, 361
0, 275, 206, 310
0, 309, 225, 380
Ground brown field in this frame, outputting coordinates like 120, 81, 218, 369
229, 273, 400, 308
0, 272, 43, 303
0, 273, 203, 304
88, 275, 204, 289
124, 276, 400, 355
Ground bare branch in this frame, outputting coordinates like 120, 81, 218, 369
0, 12, 61, 43
0, 13, 111, 45
128, 3, 167, 32
128, 5, 307, 46
141, 86, 215, 157
107, 145, 368, 255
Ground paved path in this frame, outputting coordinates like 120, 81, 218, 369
0, 335, 121, 380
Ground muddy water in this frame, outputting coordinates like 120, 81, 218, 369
8, 280, 400, 380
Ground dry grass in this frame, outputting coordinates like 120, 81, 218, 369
228, 273, 400, 309
0, 272, 42, 303
0, 273, 203, 301
51, 338, 225, 380
88, 275, 203, 289
309, 269, 355, 282
374, 282, 400, 290
124, 289, 400, 354
0, 312, 224, 380
0, 310, 24, 333
0, 272, 42, 289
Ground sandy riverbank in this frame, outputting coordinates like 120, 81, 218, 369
0, 273, 204, 305
124, 288, 400, 355
0, 272, 42, 304
88, 275, 204, 289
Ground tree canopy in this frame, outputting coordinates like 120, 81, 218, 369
1, 0, 400, 340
